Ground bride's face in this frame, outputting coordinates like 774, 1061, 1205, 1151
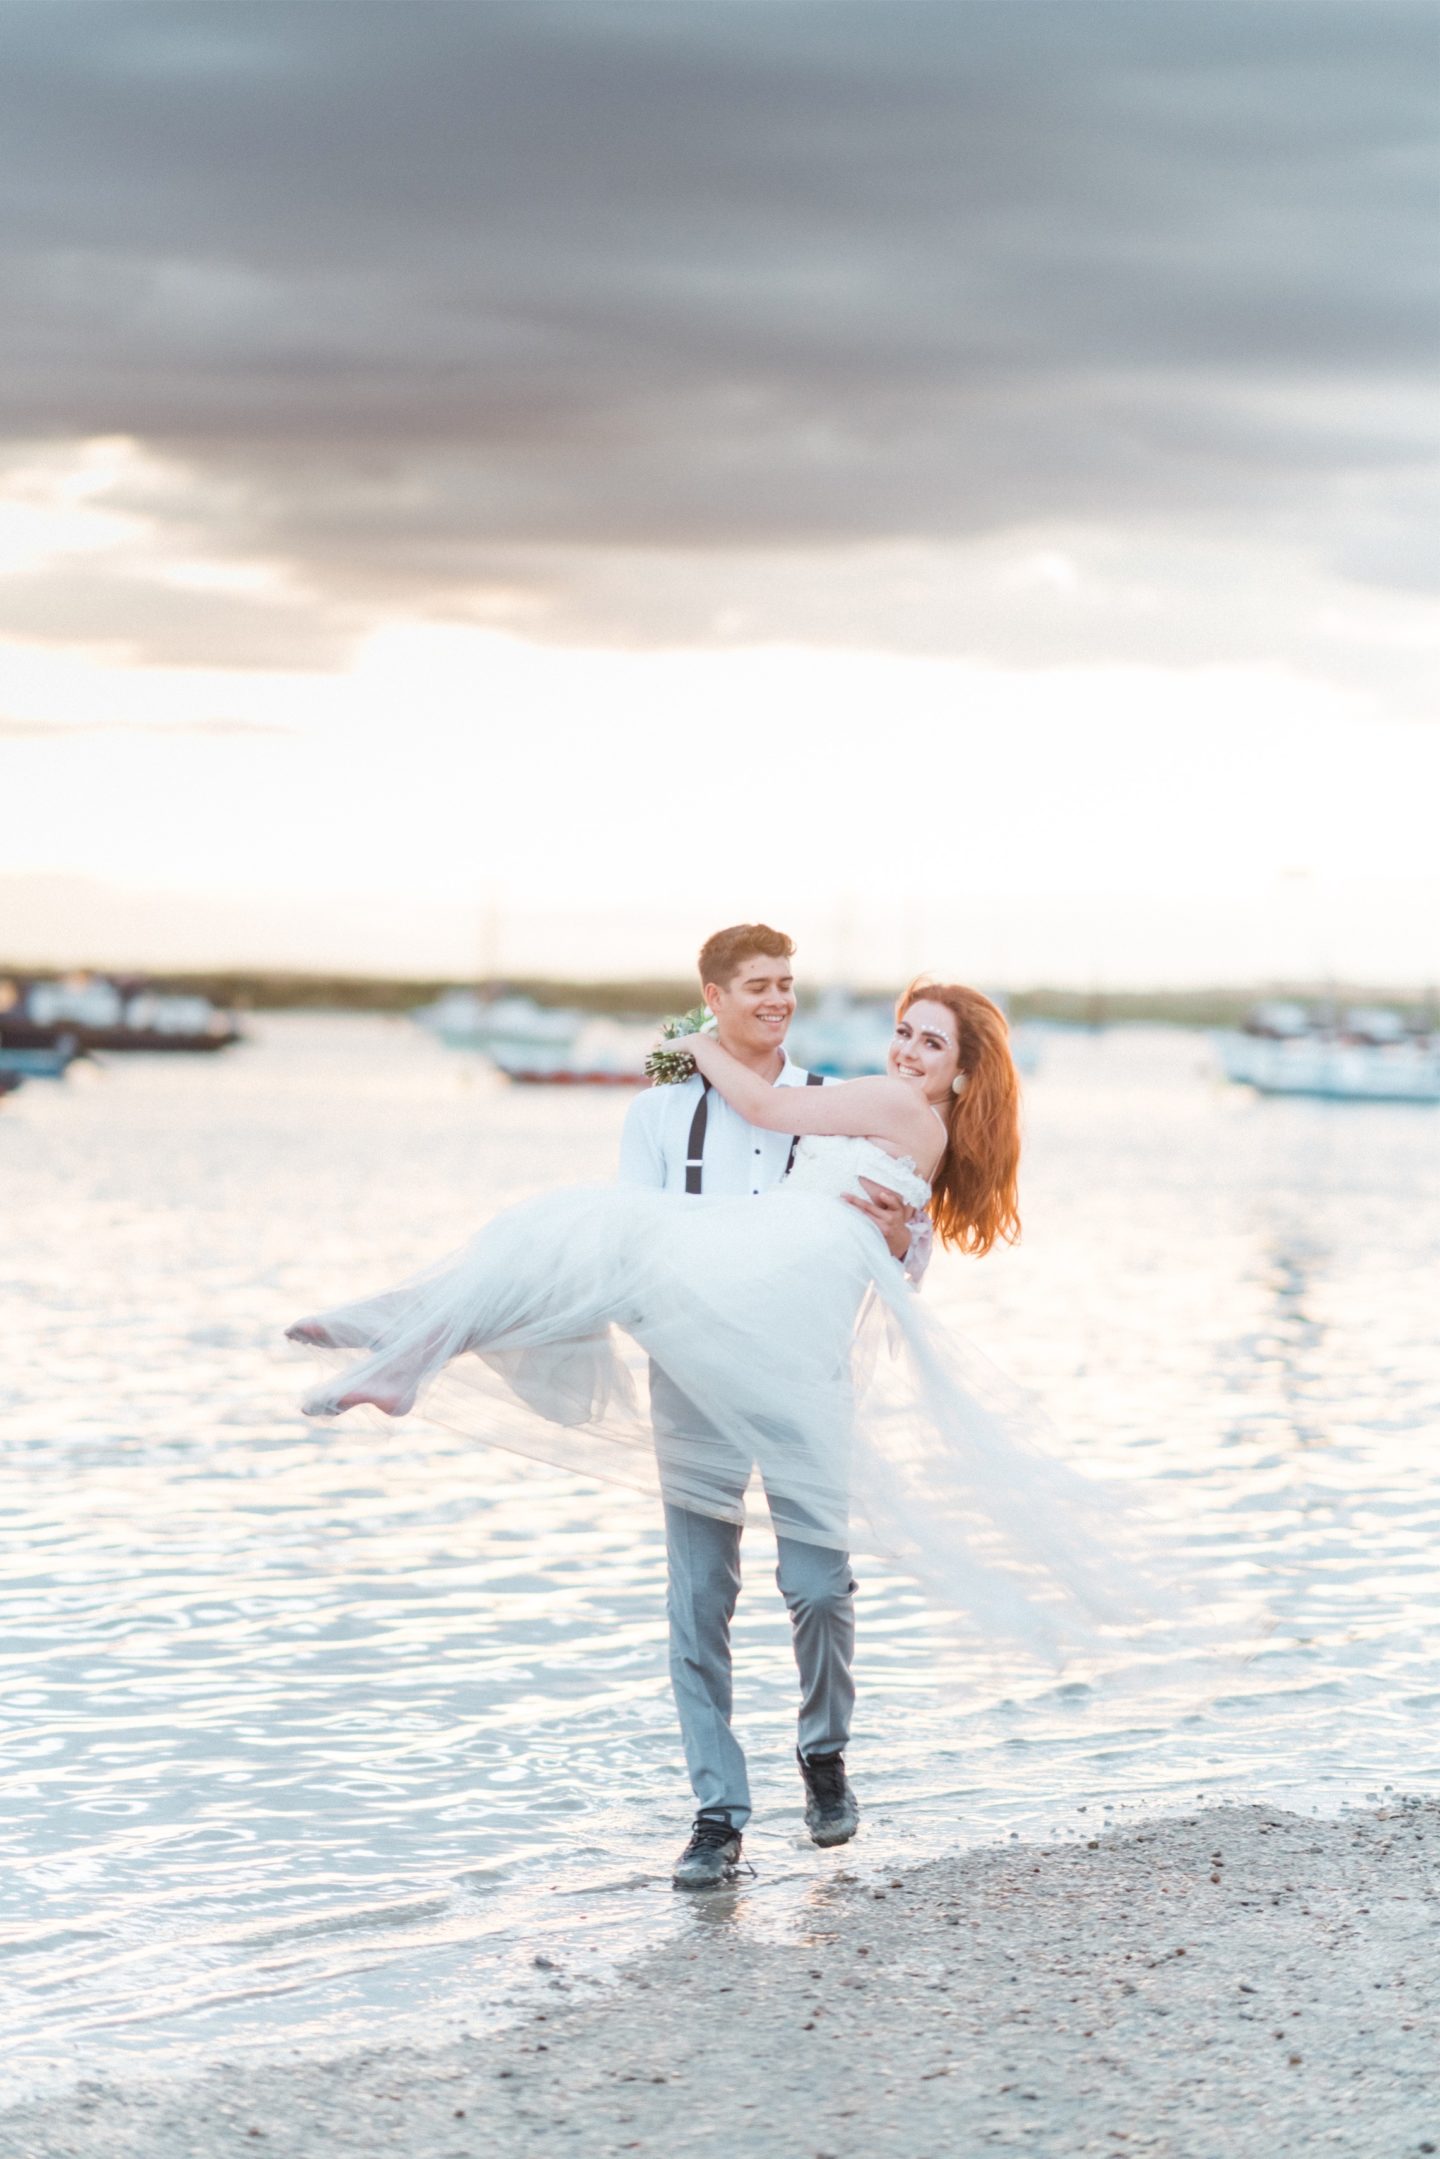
889, 998, 961, 1102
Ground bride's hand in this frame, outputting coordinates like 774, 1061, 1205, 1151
649, 1022, 718, 1065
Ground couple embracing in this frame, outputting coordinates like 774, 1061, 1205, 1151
291, 923, 1115, 1890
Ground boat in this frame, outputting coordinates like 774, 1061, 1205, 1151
1011, 1024, 1043, 1079
788, 988, 1041, 1079
488, 1016, 651, 1086
414, 987, 651, 1085
0, 1040, 80, 1078
417, 982, 1043, 1089
786, 990, 895, 1078
1217, 1003, 1440, 1103
0, 974, 243, 1054
413, 989, 583, 1056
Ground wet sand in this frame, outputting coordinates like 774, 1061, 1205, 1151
5, 1801, 1436, 2159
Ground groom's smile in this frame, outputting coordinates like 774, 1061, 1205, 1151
704, 955, 798, 1073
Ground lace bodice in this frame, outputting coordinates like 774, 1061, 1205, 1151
782, 1134, 932, 1211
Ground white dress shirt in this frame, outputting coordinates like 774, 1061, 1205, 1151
618, 1049, 932, 1282
619, 1048, 818, 1198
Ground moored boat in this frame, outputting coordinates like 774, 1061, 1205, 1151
488, 1016, 651, 1086
0, 1040, 80, 1078
413, 989, 582, 1056
490, 1063, 644, 1087
414, 987, 652, 1084
0, 974, 243, 1054
1217, 1002, 1440, 1103
788, 988, 1041, 1078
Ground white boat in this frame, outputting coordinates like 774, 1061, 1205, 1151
1217, 1005, 1440, 1103
26, 976, 125, 1029
786, 990, 895, 1077
1010, 1024, 1043, 1079
788, 989, 1041, 1079
0, 974, 241, 1053
488, 1017, 652, 1086
414, 990, 653, 1084
413, 990, 583, 1056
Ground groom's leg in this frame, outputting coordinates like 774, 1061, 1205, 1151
758, 1434, 857, 1759
662, 1499, 751, 1829
651, 1365, 752, 1830
773, 1531, 856, 1758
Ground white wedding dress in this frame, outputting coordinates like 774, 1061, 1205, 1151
290, 1135, 1142, 1654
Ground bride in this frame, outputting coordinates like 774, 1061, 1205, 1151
288, 981, 1130, 1652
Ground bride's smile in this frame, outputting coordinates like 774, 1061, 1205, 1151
888, 998, 962, 1102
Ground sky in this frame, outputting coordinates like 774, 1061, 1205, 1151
1, 2, 1436, 988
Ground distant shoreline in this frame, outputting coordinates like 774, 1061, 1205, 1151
2, 965, 1436, 1029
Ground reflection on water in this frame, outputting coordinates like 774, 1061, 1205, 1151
2, 1016, 1437, 2095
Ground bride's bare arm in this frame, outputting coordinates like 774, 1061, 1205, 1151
683, 1033, 928, 1152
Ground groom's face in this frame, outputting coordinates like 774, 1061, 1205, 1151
704, 954, 797, 1057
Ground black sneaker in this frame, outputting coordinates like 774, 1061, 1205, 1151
797, 1748, 859, 1847
672, 1812, 743, 1890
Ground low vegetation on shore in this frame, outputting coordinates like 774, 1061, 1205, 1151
3, 967, 1435, 1031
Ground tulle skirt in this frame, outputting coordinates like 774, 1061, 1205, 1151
290, 1184, 1162, 1658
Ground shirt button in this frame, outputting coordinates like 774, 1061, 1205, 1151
754, 1147, 761, 1155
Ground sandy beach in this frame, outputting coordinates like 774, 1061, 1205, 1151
6, 1800, 1435, 2159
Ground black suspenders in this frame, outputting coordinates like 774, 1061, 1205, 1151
684, 1072, 822, 1195
683, 1081, 711, 1195
785, 1072, 825, 1175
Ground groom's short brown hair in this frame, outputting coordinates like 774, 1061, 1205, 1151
698, 922, 795, 991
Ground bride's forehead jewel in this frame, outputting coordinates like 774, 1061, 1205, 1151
900, 1010, 955, 1045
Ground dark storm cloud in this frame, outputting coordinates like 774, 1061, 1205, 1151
0, 1, 1435, 659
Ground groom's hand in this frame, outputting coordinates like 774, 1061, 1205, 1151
844, 1177, 911, 1262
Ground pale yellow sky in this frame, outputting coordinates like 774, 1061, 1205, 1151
4, 610, 1437, 986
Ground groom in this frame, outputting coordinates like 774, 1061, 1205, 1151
619, 922, 929, 1888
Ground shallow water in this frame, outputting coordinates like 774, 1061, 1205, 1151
2, 1015, 1437, 2097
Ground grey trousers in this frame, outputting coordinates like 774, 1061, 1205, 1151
652, 1367, 856, 1831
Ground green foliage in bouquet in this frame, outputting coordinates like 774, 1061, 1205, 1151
645, 1005, 716, 1084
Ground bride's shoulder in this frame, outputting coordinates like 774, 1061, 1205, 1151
878, 1075, 948, 1151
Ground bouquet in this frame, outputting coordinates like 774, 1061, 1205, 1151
645, 1005, 717, 1084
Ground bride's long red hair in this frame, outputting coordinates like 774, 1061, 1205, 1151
899, 980, 1021, 1255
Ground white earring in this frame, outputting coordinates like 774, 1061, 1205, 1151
951, 1073, 967, 1096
